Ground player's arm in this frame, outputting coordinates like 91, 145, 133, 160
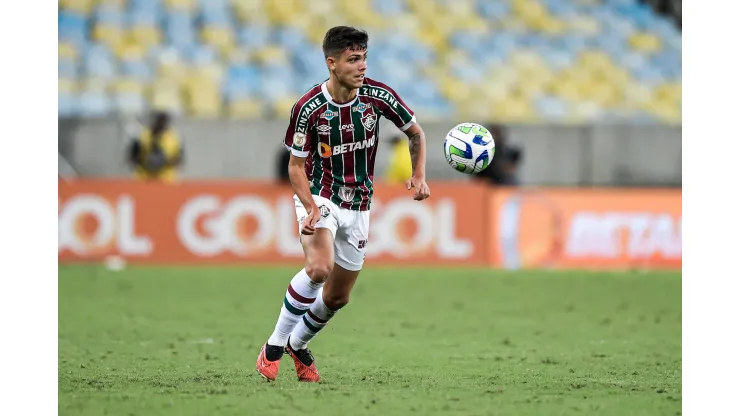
404, 123, 426, 182
283, 104, 321, 233
287, 153, 317, 213
368, 80, 429, 199
403, 123, 431, 200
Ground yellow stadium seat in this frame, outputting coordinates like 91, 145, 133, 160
514, 0, 549, 28
113, 78, 146, 94
646, 98, 681, 124
414, 25, 449, 55
588, 83, 619, 107
516, 76, 548, 99
228, 99, 265, 119
253, 46, 289, 66
540, 18, 567, 35
359, 13, 386, 30
408, 0, 443, 18
274, 96, 300, 118
481, 81, 513, 102
267, 0, 306, 24
189, 63, 225, 85
93, 25, 126, 51
492, 95, 537, 123
629, 32, 663, 54
59, 78, 78, 94
157, 62, 188, 85
578, 50, 614, 73
459, 96, 499, 121
201, 26, 236, 55
569, 16, 601, 35
551, 78, 584, 101
129, 26, 162, 49
602, 66, 632, 89
441, 0, 476, 18
81, 77, 111, 92
185, 81, 222, 118
510, 49, 546, 70
228, 48, 255, 65
164, 0, 196, 12
58, 42, 78, 60
99, 0, 127, 6
441, 77, 473, 104
59, 0, 96, 14
150, 87, 183, 114
116, 43, 147, 60
623, 83, 654, 109
571, 100, 602, 121
306, 18, 335, 45
655, 83, 682, 103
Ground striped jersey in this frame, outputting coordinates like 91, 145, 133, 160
283, 78, 416, 211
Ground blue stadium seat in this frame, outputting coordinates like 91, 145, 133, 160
58, 0, 681, 122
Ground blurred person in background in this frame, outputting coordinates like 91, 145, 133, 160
383, 134, 413, 184
127, 111, 184, 183
474, 124, 522, 186
276, 146, 291, 184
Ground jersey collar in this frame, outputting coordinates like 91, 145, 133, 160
321, 81, 359, 108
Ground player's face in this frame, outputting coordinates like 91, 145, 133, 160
333, 48, 367, 89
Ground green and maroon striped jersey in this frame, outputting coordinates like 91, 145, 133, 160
283, 78, 416, 211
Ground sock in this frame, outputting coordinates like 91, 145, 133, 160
289, 288, 337, 350
267, 269, 323, 348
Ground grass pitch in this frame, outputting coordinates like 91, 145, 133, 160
59, 265, 681, 415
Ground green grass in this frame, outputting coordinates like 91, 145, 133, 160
59, 266, 681, 416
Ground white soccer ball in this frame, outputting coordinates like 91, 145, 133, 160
443, 122, 496, 174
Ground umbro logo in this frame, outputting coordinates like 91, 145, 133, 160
316, 124, 331, 135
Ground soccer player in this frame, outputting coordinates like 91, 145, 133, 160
256, 26, 431, 382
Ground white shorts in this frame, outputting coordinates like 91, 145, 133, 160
294, 194, 370, 271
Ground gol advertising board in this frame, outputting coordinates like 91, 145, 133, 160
58, 180, 490, 266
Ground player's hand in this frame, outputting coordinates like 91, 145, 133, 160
301, 204, 321, 235
405, 175, 431, 201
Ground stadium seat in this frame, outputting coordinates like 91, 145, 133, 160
227, 98, 264, 119
58, 0, 681, 123
150, 81, 183, 114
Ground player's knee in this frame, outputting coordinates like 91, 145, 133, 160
305, 262, 333, 283
323, 293, 350, 310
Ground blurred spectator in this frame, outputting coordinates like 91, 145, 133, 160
127, 111, 183, 182
383, 134, 413, 184
276, 147, 291, 184
474, 124, 522, 186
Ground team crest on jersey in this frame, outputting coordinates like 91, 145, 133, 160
361, 112, 377, 131
293, 132, 306, 146
320, 110, 339, 120
338, 186, 356, 203
353, 103, 371, 113
319, 204, 331, 218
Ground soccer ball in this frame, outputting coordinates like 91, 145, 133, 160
443, 122, 496, 174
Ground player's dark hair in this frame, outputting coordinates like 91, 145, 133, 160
322, 26, 368, 58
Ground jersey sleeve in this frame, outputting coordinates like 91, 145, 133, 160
372, 82, 416, 131
283, 102, 312, 158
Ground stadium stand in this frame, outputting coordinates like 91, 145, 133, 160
58, 0, 681, 124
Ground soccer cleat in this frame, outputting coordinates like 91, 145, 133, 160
256, 343, 284, 381
286, 339, 321, 382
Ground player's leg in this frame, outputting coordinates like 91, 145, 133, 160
266, 229, 335, 347
256, 197, 338, 381
286, 209, 369, 382
285, 264, 361, 382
